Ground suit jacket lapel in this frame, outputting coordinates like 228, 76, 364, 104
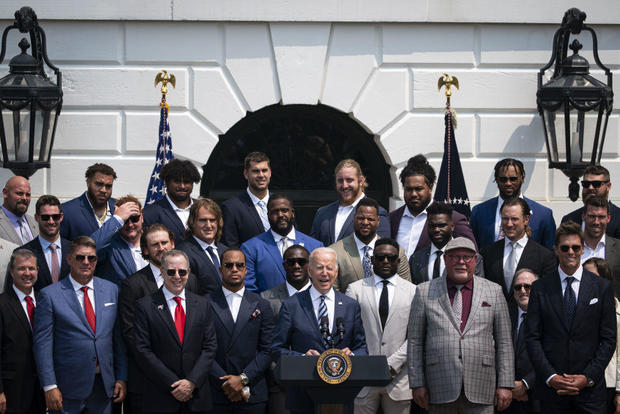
572, 271, 595, 331
385, 277, 404, 328
153, 289, 182, 347
462, 278, 483, 334
362, 278, 381, 329
343, 236, 364, 281
61, 277, 93, 335
231, 292, 255, 344
338, 209, 355, 241
93, 278, 105, 335
211, 290, 234, 336
299, 291, 321, 342
326, 202, 338, 244
264, 232, 286, 280
436, 279, 461, 333
0, 210, 19, 244
79, 193, 99, 233
417, 248, 431, 283
548, 273, 569, 331
189, 237, 219, 275
241, 191, 264, 231
7, 287, 32, 335
331, 292, 345, 336
183, 293, 198, 342
159, 199, 186, 236
491, 242, 508, 294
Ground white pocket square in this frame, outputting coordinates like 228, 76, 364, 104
104, 302, 116, 307
589, 298, 598, 305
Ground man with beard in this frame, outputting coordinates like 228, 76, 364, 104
311, 159, 390, 246
0, 176, 38, 245
470, 158, 556, 250
241, 194, 322, 293
60, 163, 117, 241
4, 195, 70, 291
222, 152, 272, 248
390, 155, 475, 258
331, 197, 410, 293
142, 159, 201, 243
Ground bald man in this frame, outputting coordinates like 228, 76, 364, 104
0, 177, 38, 246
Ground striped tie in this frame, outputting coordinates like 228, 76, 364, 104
362, 246, 373, 278
317, 294, 327, 327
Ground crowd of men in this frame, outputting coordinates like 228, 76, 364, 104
0, 151, 618, 414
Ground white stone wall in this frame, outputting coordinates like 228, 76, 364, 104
0, 2, 619, 220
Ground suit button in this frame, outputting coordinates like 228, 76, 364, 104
382, 342, 386, 346
458, 355, 462, 359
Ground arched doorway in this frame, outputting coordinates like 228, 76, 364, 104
201, 103, 392, 234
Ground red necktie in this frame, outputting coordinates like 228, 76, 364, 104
173, 296, 185, 344
25, 296, 34, 327
81, 286, 96, 332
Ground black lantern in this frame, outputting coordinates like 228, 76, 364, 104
537, 8, 613, 201
0, 6, 62, 178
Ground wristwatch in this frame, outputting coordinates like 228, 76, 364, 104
240, 373, 249, 386
586, 377, 595, 388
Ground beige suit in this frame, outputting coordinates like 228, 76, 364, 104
347, 275, 416, 414
0, 209, 38, 246
331, 234, 411, 293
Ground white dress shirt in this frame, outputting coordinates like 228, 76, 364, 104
85, 195, 112, 228
372, 274, 396, 309
309, 285, 335, 332
12, 284, 35, 326
38, 235, 62, 274
427, 242, 447, 281
559, 265, 582, 302
582, 234, 606, 263
193, 236, 219, 265
286, 280, 311, 297
353, 233, 379, 261
69, 276, 96, 313
503, 234, 528, 268
2, 206, 33, 243
335, 193, 364, 241
125, 239, 149, 270
247, 188, 270, 231
396, 201, 431, 258
162, 285, 185, 320
166, 193, 192, 229
271, 228, 297, 257
223, 286, 245, 323
150, 263, 164, 288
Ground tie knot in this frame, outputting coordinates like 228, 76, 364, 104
565, 276, 575, 287
454, 284, 464, 292
510, 241, 518, 248
173, 296, 182, 305
50, 243, 57, 251
320, 294, 326, 302
382, 279, 390, 287
25, 296, 33, 304
521, 312, 527, 319
436, 250, 443, 257
81, 286, 89, 294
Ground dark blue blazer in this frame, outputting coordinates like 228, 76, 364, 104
470, 196, 556, 251
142, 197, 193, 244
221, 191, 266, 248
562, 201, 620, 239
208, 289, 275, 405
91, 218, 137, 286
241, 230, 323, 293
60, 193, 116, 241
271, 289, 367, 411
177, 238, 227, 295
310, 197, 391, 247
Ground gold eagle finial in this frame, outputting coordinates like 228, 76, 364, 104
155, 70, 176, 106
437, 73, 459, 107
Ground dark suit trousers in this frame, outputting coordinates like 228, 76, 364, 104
209, 402, 266, 414
540, 394, 606, 414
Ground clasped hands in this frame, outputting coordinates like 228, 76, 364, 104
171, 379, 195, 402
220, 375, 250, 403
549, 374, 588, 396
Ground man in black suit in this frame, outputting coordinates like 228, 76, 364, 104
208, 248, 274, 413
5, 195, 70, 291
178, 198, 227, 295
134, 249, 217, 414
562, 165, 620, 238
119, 224, 198, 414
507, 268, 539, 414
525, 221, 616, 413
142, 159, 201, 242
221, 152, 272, 247
0, 249, 45, 414
481, 198, 556, 299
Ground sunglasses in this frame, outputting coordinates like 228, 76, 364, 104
40, 214, 62, 222
445, 254, 475, 263
127, 215, 141, 223
513, 283, 531, 292
374, 254, 399, 262
166, 268, 188, 276
223, 262, 246, 269
75, 255, 97, 263
581, 180, 609, 189
559, 244, 582, 253
284, 258, 308, 266
496, 176, 520, 183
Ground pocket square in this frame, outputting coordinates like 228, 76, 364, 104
250, 309, 261, 319
481, 301, 491, 307
589, 298, 599, 305
104, 302, 116, 307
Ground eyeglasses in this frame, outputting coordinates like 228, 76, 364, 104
374, 254, 399, 262
166, 268, 188, 276
581, 180, 609, 189
513, 283, 531, 292
559, 244, 582, 253
40, 214, 62, 222
223, 262, 246, 269
445, 254, 475, 263
284, 258, 308, 266
127, 215, 141, 223
496, 176, 520, 183
75, 255, 97, 263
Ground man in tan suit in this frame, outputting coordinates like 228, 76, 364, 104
408, 237, 514, 413
346, 238, 416, 414
0, 176, 38, 245
331, 198, 410, 293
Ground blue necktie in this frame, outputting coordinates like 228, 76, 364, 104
564, 276, 576, 325
363, 246, 373, 278
318, 294, 327, 327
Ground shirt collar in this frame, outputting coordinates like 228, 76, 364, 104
586, 234, 606, 250
339, 192, 365, 209
246, 187, 269, 206
504, 234, 528, 248
162, 285, 185, 302
39, 234, 61, 250
222, 285, 245, 298
149, 263, 162, 278
192, 235, 216, 250
12, 284, 34, 302
559, 264, 583, 282
165, 193, 192, 212
286, 280, 311, 296
373, 274, 398, 287
309, 285, 335, 302
518, 306, 527, 318
69, 275, 95, 291
1, 205, 24, 224
430, 238, 451, 256
403, 200, 432, 219
353, 233, 379, 252
447, 276, 474, 291
271, 227, 296, 243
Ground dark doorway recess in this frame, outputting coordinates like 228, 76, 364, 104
201, 103, 392, 234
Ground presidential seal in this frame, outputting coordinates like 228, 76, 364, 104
317, 348, 352, 384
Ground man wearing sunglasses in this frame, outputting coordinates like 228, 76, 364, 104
525, 221, 616, 413
4, 195, 71, 291
470, 158, 556, 250
562, 165, 620, 239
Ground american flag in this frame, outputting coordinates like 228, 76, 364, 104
145, 106, 174, 205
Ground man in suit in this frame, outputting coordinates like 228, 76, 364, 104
525, 221, 616, 413
91, 196, 145, 287
272, 247, 367, 414
221, 152, 272, 248
0, 249, 45, 414
178, 198, 227, 295
346, 238, 417, 414
390, 155, 475, 258
331, 197, 410, 293
408, 237, 514, 413
208, 248, 275, 413
119, 223, 199, 414
470, 158, 556, 250
506, 269, 539, 414
133, 250, 217, 413
4, 195, 70, 291
0, 176, 38, 245
481, 198, 556, 299
311, 159, 390, 247
410, 202, 484, 285
33, 236, 128, 414
60, 163, 117, 241
142, 159, 201, 242
562, 165, 620, 238
242, 194, 322, 293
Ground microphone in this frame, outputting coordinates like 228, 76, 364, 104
335, 317, 345, 345
320, 316, 330, 344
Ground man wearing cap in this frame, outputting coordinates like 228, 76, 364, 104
408, 237, 514, 413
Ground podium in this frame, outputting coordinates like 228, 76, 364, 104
275, 355, 392, 414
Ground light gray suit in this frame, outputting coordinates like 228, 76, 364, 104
261, 282, 290, 321
331, 234, 411, 293
347, 275, 416, 413
0, 209, 38, 246
407, 276, 514, 410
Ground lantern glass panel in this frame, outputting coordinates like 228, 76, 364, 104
1, 106, 45, 162
543, 105, 600, 164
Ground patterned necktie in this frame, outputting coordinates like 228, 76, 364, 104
432, 250, 443, 279
452, 285, 464, 332
379, 280, 389, 329
81, 286, 96, 332
18, 218, 31, 243
564, 277, 577, 325
173, 296, 185, 344
206, 246, 220, 269
279, 237, 291, 257
50, 243, 60, 283
317, 294, 328, 327
504, 241, 518, 290
362, 246, 373, 278
25, 296, 35, 327
257, 200, 269, 231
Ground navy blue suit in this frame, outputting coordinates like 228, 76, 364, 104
90, 218, 137, 287
241, 230, 323, 293
272, 288, 367, 412
60, 193, 116, 241
310, 197, 391, 247
208, 288, 275, 409
142, 197, 193, 243
221, 191, 267, 248
178, 238, 227, 295
470, 196, 556, 251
